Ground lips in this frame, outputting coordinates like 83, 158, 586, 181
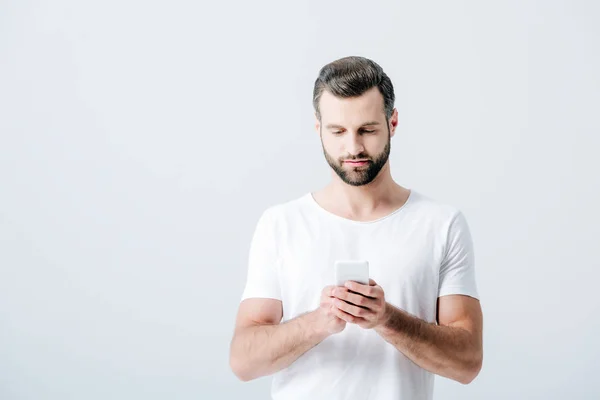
344, 160, 370, 166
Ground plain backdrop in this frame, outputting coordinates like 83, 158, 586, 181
1, 0, 599, 399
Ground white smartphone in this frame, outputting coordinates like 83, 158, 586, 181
334, 260, 370, 287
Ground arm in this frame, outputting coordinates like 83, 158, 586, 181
229, 287, 346, 381
229, 298, 325, 381
375, 294, 483, 384
375, 208, 482, 383
332, 281, 483, 384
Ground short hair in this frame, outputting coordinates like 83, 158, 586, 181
312, 56, 395, 121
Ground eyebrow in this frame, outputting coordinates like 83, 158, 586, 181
325, 121, 381, 129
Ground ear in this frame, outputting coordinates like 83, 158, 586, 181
389, 108, 399, 138
315, 114, 321, 135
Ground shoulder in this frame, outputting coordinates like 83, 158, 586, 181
255, 193, 313, 226
407, 190, 465, 227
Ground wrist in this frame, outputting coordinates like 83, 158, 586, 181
304, 309, 332, 340
375, 302, 397, 334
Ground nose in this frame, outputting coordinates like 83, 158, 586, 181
345, 132, 364, 156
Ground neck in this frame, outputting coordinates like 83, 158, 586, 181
325, 162, 403, 214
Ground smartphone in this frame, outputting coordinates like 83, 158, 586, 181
334, 260, 369, 287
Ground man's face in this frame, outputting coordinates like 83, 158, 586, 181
317, 87, 396, 187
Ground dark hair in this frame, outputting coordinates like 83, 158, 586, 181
312, 56, 395, 121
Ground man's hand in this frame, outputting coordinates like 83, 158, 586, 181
331, 279, 390, 329
316, 285, 347, 334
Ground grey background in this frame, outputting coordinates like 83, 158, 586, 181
1, 0, 599, 399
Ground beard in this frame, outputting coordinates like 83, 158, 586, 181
321, 128, 391, 187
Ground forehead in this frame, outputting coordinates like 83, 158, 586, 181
319, 86, 385, 127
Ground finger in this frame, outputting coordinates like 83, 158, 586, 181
333, 287, 376, 310
333, 304, 375, 326
334, 298, 374, 318
344, 281, 380, 298
332, 305, 361, 324
323, 286, 336, 297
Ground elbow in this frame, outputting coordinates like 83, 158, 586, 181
229, 354, 254, 382
229, 335, 252, 382
229, 345, 261, 382
229, 331, 264, 382
457, 353, 483, 385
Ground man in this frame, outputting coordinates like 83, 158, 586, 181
229, 56, 483, 400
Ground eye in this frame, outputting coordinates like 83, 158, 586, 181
361, 129, 375, 134
332, 130, 344, 135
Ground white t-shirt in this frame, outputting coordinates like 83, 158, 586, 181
240, 189, 479, 400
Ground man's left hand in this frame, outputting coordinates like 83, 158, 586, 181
332, 279, 390, 329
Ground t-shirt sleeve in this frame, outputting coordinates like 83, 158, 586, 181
240, 208, 282, 302
438, 210, 480, 300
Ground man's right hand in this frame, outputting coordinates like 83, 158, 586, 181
230, 288, 346, 381
315, 285, 347, 335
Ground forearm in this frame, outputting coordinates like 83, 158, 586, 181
375, 303, 482, 384
230, 310, 328, 381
